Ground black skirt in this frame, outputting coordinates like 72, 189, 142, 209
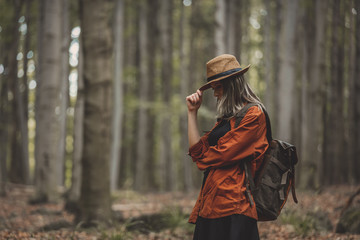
193, 214, 260, 240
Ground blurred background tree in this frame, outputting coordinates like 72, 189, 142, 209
0, 0, 359, 225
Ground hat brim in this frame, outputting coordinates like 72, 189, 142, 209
199, 64, 251, 91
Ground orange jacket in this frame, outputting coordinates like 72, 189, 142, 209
188, 105, 269, 224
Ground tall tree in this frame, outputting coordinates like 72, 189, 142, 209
215, 0, 226, 55
234, 0, 245, 60
263, 0, 272, 112
57, 0, 70, 186
299, 0, 316, 188
0, 73, 7, 195
145, 0, 159, 191
119, 0, 139, 189
309, 0, 327, 187
352, 0, 360, 183
0, 0, 13, 195
263, 0, 279, 120
324, 0, 346, 184
19, 0, 33, 185
78, 0, 113, 224
333, 0, 346, 183
7, 0, 30, 185
22, 0, 32, 124
179, 1, 193, 192
276, 0, 299, 142
33, 0, 63, 202
110, 0, 125, 191
227, 0, 237, 54
134, 0, 151, 191
0, 34, 8, 194
270, 0, 282, 132
160, 0, 174, 191
65, 37, 83, 212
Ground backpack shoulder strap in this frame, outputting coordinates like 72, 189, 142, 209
234, 103, 273, 142
263, 109, 273, 142
234, 103, 259, 129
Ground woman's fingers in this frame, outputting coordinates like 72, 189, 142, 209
186, 91, 203, 111
186, 91, 203, 105
186, 96, 193, 104
186, 94, 196, 104
189, 94, 197, 104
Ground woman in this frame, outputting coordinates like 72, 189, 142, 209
186, 54, 269, 240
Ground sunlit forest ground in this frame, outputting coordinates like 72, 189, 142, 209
1, 184, 359, 239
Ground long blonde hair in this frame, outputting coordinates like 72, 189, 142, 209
216, 74, 264, 119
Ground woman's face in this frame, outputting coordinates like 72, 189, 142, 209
211, 82, 223, 100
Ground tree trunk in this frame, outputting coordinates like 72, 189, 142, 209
6, 0, 29, 185
12, 55, 30, 184
146, 0, 158, 191
310, 0, 327, 187
227, 0, 236, 54
215, 0, 226, 55
334, 0, 346, 184
299, 0, 316, 189
65, 36, 84, 212
353, 0, 360, 183
324, 0, 345, 184
234, 0, 243, 60
57, 0, 70, 186
0, 0, 23, 194
78, 0, 113, 224
160, 0, 174, 191
118, 0, 139, 189
110, 0, 124, 191
179, 1, 193, 192
23, 0, 31, 122
34, 0, 63, 202
276, 0, 299, 142
263, 0, 271, 106
134, 0, 151, 191
264, 0, 274, 115
20, 0, 32, 184
239, 0, 251, 63
0, 62, 8, 196
271, 0, 282, 132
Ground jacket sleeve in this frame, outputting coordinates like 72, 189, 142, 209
189, 106, 267, 171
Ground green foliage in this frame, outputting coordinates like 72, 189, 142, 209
99, 228, 132, 240
124, 206, 193, 235
279, 209, 332, 236
336, 207, 360, 234
99, 230, 125, 239
97, 218, 140, 240
161, 206, 194, 234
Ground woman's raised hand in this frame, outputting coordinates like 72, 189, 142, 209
186, 90, 203, 112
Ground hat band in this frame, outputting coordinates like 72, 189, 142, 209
207, 68, 242, 82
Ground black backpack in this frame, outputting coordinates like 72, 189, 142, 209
235, 103, 298, 221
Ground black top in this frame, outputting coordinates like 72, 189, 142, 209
207, 119, 231, 146
201, 119, 231, 189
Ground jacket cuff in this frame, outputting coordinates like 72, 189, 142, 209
188, 137, 208, 160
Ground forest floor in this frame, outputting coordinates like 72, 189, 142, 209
0, 184, 360, 239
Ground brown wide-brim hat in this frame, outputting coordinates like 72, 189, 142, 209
199, 54, 250, 91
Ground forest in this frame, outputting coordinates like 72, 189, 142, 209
0, 0, 360, 239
